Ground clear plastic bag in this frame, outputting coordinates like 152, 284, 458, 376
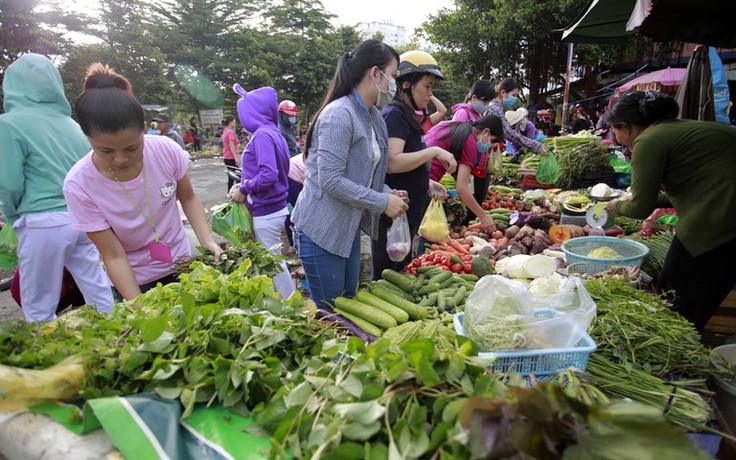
464, 275, 596, 351
489, 148, 504, 174
386, 213, 411, 262
418, 199, 450, 243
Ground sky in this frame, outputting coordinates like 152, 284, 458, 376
65, 0, 456, 38
318, 0, 455, 35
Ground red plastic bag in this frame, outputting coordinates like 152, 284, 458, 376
640, 208, 677, 238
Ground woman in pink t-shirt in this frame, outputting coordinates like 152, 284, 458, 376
426, 114, 505, 232
63, 63, 222, 301
221, 115, 240, 191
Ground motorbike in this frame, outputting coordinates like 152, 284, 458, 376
226, 165, 242, 186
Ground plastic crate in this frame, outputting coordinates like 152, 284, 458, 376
454, 311, 597, 376
559, 214, 587, 227
561, 236, 648, 272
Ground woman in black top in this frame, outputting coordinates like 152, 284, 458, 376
371, 50, 456, 278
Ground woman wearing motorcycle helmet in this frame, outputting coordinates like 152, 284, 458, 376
278, 100, 301, 157
371, 50, 457, 278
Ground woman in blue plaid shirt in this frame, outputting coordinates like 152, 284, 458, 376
292, 40, 409, 310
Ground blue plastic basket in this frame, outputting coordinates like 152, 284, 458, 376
454, 311, 596, 376
561, 236, 648, 273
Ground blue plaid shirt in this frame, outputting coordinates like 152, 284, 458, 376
292, 92, 391, 257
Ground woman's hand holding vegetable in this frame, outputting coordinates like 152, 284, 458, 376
434, 147, 457, 175
428, 180, 448, 201
480, 214, 496, 233
385, 193, 409, 219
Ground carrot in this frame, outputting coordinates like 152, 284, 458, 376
447, 240, 469, 254
467, 223, 483, 230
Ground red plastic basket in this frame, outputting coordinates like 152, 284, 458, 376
523, 175, 553, 190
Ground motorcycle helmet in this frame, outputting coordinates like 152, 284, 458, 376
278, 100, 298, 116
398, 50, 444, 80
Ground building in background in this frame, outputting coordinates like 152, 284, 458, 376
356, 21, 406, 47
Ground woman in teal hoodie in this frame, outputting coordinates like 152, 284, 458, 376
0, 54, 114, 322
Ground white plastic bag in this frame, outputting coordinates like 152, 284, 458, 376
464, 275, 596, 351
386, 214, 411, 262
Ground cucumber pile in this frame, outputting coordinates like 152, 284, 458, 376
333, 268, 478, 336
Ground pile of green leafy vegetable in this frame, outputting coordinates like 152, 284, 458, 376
584, 279, 723, 435
542, 135, 613, 189
0, 262, 330, 416
175, 240, 285, 277
616, 216, 643, 235
586, 279, 714, 380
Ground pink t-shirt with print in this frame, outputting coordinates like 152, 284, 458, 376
64, 135, 191, 285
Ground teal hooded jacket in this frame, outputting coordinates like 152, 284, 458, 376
0, 54, 91, 224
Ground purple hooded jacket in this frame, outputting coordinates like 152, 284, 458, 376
234, 84, 290, 217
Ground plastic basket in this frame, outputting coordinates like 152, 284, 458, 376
454, 311, 597, 376
522, 175, 553, 190
561, 236, 648, 272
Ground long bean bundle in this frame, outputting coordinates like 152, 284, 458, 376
586, 279, 714, 380
586, 354, 714, 434
542, 135, 612, 188
625, 229, 674, 277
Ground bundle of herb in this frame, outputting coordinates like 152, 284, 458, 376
586, 279, 714, 380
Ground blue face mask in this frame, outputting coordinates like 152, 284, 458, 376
288, 116, 297, 125
477, 131, 491, 153
504, 96, 517, 108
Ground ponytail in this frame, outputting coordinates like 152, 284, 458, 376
304, 39, 399, 159
75, 63, 144, 136
607, 91, 679, 127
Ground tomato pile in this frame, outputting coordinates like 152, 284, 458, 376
404, 251, 474, 275
481, 191, 518, 211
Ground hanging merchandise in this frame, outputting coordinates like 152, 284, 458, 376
418, 199, 450, 243
386, 213, 411, 262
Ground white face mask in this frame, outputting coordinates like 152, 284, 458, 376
375, 69, 396, 108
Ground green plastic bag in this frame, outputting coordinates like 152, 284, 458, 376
536, 153, 560, 184
0, 224, 18, 270
211, 202, 254, 245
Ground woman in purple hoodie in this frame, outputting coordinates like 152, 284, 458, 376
229, 85, 296, 299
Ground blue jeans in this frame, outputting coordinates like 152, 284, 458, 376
295, 229, 361, 310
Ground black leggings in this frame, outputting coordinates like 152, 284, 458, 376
659, 236, 736, 331
224, 158, 237, 192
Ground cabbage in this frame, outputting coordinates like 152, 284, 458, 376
529, 273, 564, 296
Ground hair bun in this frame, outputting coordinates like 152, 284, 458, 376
82, 63, 133, 94
638, 91, 678, 122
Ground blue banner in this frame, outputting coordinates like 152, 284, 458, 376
709, 47, 731, 125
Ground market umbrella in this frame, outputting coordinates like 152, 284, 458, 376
561, 0, 736, 48
616, 68, 686, 93
629, 0, 736, 49
675, 46, 715, 121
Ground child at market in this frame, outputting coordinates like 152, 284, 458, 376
451, 80, 495, 122
228, 84, 296, 300
291, 39, 408, 310
0, 54, 114, 322
426, 114, 505, 233
64, 63, 222, 301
